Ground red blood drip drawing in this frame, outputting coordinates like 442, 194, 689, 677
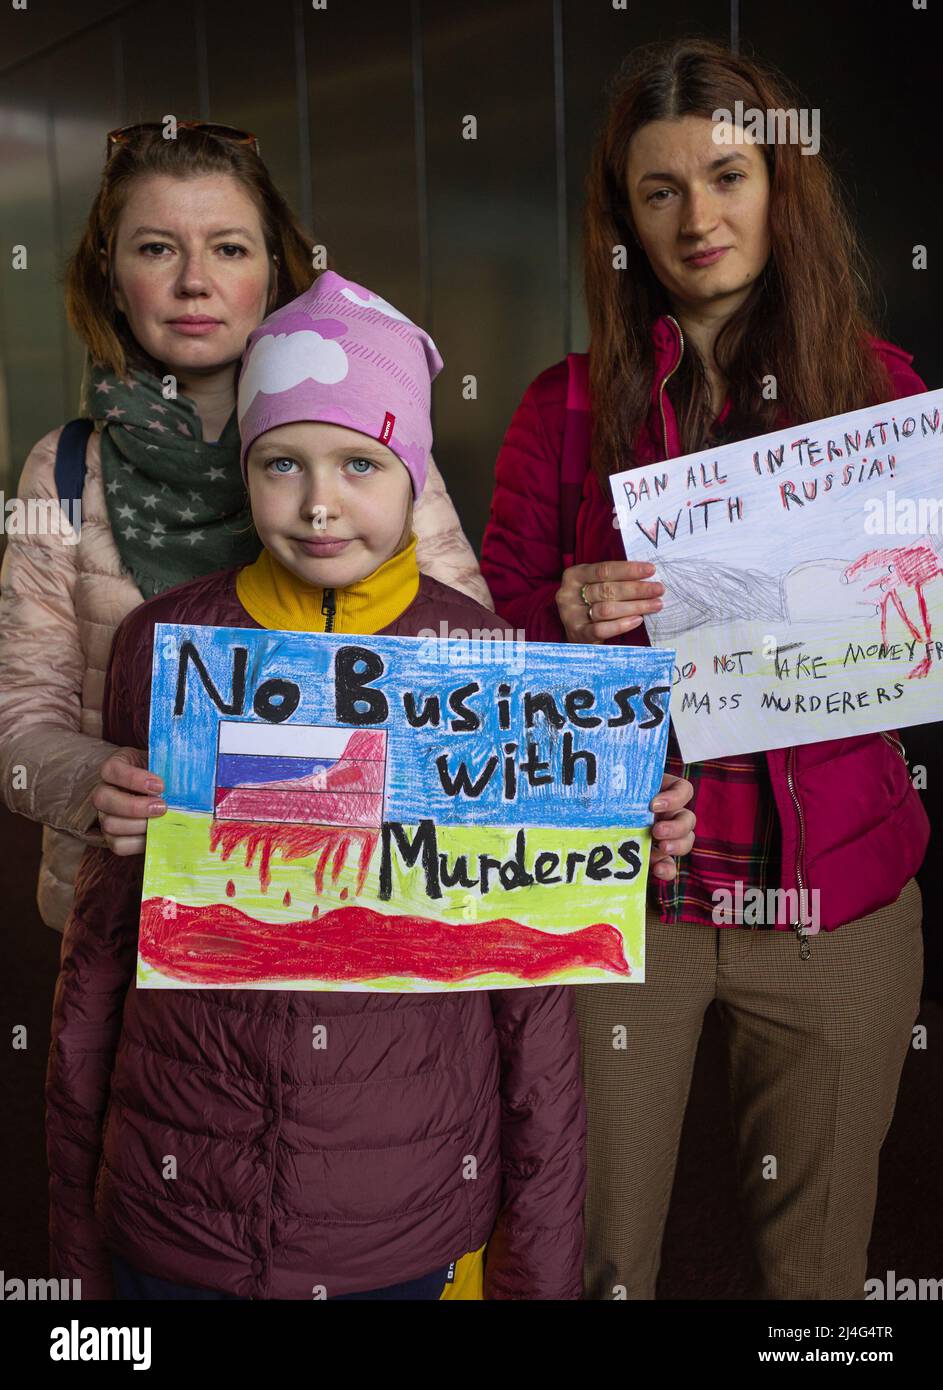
208, 819, 378, 896
139, 896, 630, 986
225, 879, 236, 898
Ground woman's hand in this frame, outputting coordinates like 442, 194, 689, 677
556, 560, 664, 644
649, 772, 696, 881
555, 563, 688, 874
90, 748, 165, 856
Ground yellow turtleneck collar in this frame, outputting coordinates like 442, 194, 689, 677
236, 534, 420, 633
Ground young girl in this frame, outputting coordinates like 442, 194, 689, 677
45, 271, 589, 1301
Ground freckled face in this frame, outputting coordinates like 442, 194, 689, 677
104, 173, 274, 376
247, 420, 414, 588
626, 115, 771, 315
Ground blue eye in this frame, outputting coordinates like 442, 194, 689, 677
266, 457, 299, 474
345, 457, 377, 475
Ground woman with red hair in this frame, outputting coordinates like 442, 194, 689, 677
482, 38, 929, 1300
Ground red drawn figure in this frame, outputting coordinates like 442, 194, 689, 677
843, 541, 943, 679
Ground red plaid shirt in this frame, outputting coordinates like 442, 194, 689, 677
654, 747, 780, 927
652, 408, 780, 928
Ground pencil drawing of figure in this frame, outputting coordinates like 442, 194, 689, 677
646, 534, 943, 680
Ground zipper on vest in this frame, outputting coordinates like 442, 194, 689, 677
658, 314, 808, 956
785, 746, 811, 959
659, 321, 687, 913
658, 316, 685, 460
322, 588, 336, 632
880, 728, 908, 764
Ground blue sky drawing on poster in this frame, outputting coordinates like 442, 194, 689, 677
148, 626, 675, 827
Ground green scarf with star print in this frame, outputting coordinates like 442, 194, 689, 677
89, 362, 262, 600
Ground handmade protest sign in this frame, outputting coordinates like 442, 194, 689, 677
611, 388, 943, 762
138, 626, 674, 991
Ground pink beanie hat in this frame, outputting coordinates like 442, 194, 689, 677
236, 269, 443, 496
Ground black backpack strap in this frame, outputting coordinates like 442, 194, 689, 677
54, 418, 94, 515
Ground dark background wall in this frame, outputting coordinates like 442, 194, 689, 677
2, 0, 940, 542
0, 0, 940, 1294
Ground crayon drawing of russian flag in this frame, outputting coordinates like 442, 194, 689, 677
214, 722, 387, 828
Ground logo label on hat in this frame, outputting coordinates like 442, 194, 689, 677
379, 411, 395, 444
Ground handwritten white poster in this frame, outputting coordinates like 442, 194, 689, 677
610, 389, 943, 761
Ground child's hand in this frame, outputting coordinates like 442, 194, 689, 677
91, 748, 165, 856
649, 773, 696, 880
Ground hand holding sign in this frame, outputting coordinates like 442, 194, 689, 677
556, 559, 665, 643
92, 747, 163, 854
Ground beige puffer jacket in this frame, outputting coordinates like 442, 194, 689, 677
0, 424, 493, 932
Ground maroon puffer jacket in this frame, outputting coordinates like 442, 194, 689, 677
45, 566, 587, 1300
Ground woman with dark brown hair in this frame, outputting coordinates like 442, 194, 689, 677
0, 121, 490, 933
481, 38, 930, 1299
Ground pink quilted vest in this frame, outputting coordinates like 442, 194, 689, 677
491, 317, 930, 930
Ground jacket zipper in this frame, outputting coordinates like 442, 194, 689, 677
880, 728, 908, 764
785, 746, 811, 959
321, 588, 336, 632
658, 320, 688, 898
658, 315, 810, 955
658, 316, 685, 460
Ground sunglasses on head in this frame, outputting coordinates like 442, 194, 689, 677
106, 120, 260, 160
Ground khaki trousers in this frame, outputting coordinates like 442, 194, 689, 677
575, 878, 924, 1300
